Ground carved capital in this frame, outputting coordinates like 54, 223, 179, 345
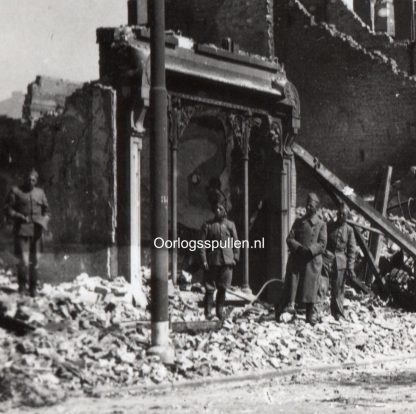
168, 97, 199, 149
267, 116, 282, 154
228, 113, 261, 159
267, 116, 295, 156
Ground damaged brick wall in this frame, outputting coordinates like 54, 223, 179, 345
36, 83, 117, 281
36, 84, 116, 247
300, 0, 411, 74
165, 0, 416, 195
166, 0, 273, 57
23, 76, 82, 127
1, 84, 117, 282
275, 0, 416, 193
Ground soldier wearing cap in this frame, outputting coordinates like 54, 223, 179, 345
323, 203, 356, 320
200, 202, 239, 320
275, 192, 327, 325
4, 169, 50, 296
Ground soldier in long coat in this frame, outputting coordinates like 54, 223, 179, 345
200, 203, 239, 320
275, 193, 327, 325
4, 169, 50, 296
323, 203, 356, 320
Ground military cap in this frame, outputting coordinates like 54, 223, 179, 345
306, 192, 319, 203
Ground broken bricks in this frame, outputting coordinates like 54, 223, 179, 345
0, 257, 416, 408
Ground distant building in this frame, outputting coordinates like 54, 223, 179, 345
0, 91, 25, 119
23, 76, 82, 126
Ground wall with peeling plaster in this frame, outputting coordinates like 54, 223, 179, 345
140, 117, 234, 236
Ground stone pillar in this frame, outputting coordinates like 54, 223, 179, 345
130, 136, 142, 295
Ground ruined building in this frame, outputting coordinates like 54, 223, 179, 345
2, 0, 416, 292
23, 76, 82, 126
165, 0, 416, 195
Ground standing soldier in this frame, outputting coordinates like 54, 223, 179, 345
275, 193, 327, 325
200, 203, 239, 320
323, 203, 356, 320
4, 169, 50, 297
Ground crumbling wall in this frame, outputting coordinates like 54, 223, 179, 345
164, 0, 416, 196
166, 0, 273, 56
23, 76, 82, 127
36, 84, 117, 246
275, 0, 416, 194
1, 84, 117, 282
300, 0, 411, 73
36, 83, 117, 280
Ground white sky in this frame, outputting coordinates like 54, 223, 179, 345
0, 0, 127, 101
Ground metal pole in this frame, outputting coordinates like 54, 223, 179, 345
410, 0, 416, 76
148, 0, 174, 363
171, 140, 178, 286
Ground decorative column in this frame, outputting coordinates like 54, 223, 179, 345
266, 112, 298, 303
130, 135, 142, 298
228, 113, 260, 294
168, 98, 196, 285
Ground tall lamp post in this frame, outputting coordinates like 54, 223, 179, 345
147, 0, 174, 364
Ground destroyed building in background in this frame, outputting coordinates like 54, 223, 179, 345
22, 76, 82, 127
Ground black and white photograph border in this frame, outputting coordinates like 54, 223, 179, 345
2, 0, 416, 413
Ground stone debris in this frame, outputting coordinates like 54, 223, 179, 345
1, 207, 416, 408
0, 266, 416, 409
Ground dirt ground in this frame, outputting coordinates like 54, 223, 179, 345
5, 356, 416, 414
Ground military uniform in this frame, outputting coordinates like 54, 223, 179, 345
4, 185, 50, 295
276, 213, 327, 323
200, 215, 239, 319
323, 221, 356, 319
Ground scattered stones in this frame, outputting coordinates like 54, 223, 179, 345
1, 204, 416, 409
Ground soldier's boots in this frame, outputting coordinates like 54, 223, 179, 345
17, 265, 28, 295
306, 303, 317, 326
283, 302, 296, 314
275, 301, 294, 322
29, 266, 38, 298
216, 289, 226, 320
204, 291, 215, 320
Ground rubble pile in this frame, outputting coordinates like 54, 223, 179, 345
1, 206, 416, 408
173, 290, 416, 379
1, 265, 416, 408
0, 271, 151, 407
